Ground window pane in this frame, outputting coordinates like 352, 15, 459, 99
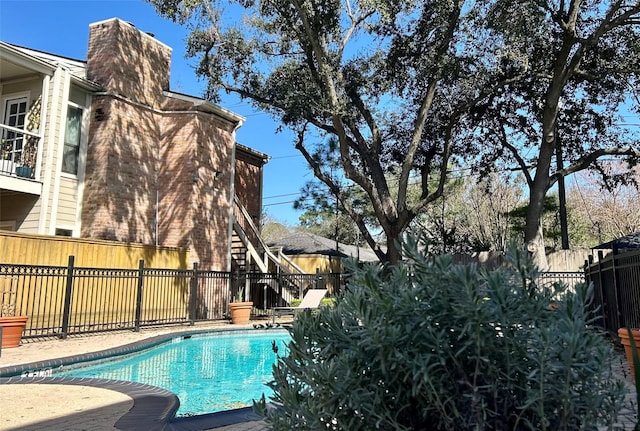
2, 97, 28, 164
62, 143, 79, 174
62, 106, 82, 174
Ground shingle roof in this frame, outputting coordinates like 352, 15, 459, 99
593, 232, 640, 250
268, 232, 380, 262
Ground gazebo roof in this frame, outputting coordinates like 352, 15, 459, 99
593, 232, 640, 250
268, 232, 380, 262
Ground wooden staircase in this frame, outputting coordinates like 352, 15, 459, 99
231, 196, 306, 307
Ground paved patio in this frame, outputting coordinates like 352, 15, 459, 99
0, 322, 638, 430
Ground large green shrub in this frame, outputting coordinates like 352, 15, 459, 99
257, 238, 626, 430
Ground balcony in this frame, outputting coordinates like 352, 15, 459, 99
0, 124, 42, 195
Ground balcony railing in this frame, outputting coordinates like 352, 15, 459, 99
1, 123, 40, 180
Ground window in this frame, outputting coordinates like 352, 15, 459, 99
2, 97, 28, 164
62, 105, 83, 175
55, 228, 72, 236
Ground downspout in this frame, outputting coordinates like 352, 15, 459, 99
226, 119, 243, 272
226, 120, 243, 315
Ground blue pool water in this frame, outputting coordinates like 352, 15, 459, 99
57, 330, 290, 416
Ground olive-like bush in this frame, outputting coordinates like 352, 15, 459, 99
256, 238, 626, 430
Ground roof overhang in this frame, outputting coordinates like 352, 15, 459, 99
164, 91, 246, 126
1, 42, 101, 91
0, 41, 57, 80
236, 142, 270, 166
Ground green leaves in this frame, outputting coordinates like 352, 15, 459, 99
261, 238, 626, 430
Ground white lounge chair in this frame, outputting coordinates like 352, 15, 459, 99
272, 289, 328, 323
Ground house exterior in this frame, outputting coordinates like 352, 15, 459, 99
0, 18, 269, 271
268, 232, 379, 274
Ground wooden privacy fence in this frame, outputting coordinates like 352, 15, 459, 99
0, 231, 188, 268
585, 248, 640, 335
1, 257, 344, 340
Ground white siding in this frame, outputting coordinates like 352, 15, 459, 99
55, 176, 80, 230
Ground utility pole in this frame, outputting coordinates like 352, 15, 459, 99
556, 127, 569, 249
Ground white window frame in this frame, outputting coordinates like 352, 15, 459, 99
1, 92, 30, 166
61, 101, 86, 177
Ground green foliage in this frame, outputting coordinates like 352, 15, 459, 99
320, 297, 335, 308
289, 298, 301, 308
260, 221, 291, 243
508, 195, 562, 247
257, 238, 625, 430
289, 297, 334, 309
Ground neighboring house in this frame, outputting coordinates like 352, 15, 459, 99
0, 18, 275, 272
268, 232, 379, 274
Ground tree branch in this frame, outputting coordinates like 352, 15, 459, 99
500, 124, 534, 187
398, 1, 464, 213
551, 146, 640, 186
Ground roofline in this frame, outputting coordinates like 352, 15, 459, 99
236, 142, 270, 164
5, 43, 85, 67
0, 41, 58, 76
164, 91, 245, 126
2, 42, 101, 91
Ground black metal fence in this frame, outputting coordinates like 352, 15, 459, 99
536, 271, 585, 291
0, 257, 344, 340
2, 253, 602, 340
585, 248, 640, 334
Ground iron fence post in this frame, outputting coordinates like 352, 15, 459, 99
134, 260, 144, 332
189, 263, 198, 325
611, 248, 624, 330
60, 255, 75, 339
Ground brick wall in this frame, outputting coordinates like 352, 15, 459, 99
81, 18, 238, 270
86, 19, 170, 106
235, 152, 263, 226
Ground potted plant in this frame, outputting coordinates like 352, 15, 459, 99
619, 327, 640, 385
0, 138, 14, 174
619, 327, 640, 431
15, 101, 40, 179
1, 279, 29, 348
229, 285, 253, 325
16, 136, 37, 178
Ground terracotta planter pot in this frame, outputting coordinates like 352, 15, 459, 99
618, 327, 640, 384
0, 315, 28, 348
229, 302, 253, 325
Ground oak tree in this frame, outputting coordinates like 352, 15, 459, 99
147, 0, 511, 263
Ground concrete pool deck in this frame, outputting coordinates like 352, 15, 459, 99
0, 321, 638, 430
0, 322, 275, 430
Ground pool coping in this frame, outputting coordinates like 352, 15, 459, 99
0, 327, 284, 430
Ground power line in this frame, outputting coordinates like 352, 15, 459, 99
263, 192, 302, 199
263, 197, 315, 207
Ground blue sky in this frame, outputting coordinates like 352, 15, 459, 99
0, 0, 309, 225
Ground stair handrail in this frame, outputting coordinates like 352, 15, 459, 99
233, 196, 304, 274
274, 247, 306, 274
232, 218, 269, 273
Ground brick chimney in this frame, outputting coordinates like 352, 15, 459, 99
86, 18, 171, 107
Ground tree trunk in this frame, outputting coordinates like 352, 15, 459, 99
385, 236, 402, 265
524, 220, 549, 270
524, 141, 554, 271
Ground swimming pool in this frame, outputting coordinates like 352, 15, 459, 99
56, 329, 290, 416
